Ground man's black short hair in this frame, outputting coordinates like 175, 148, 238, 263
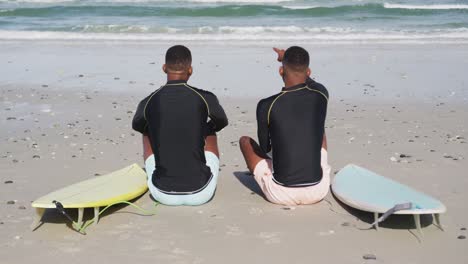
283, 46, 309, 72
165, 45, 192, 71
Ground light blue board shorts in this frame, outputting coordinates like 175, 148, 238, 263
145, 151, 219, 206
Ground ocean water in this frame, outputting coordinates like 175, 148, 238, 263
1, 0, 468, 43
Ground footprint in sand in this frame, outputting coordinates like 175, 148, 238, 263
58, 246, 82, 254
226, 225, 243, 236
203, 227, 217, 234
105, 230, 126, 236
171, 247, 189, 255
257, 232, 281, 244
317, 230, 335, 236
63, 234, 82, 242
249, 207, 264, 215
140, 244, 159, 251
115, 223, 133, 229
192, 257, 204, 264
140, 244, 191, 262
118, 233, 131, 241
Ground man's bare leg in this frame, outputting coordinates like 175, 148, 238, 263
143, 134, 153, 161
322, 132, 328, 151
239, 136, 270, 174
205, 134, 219, 158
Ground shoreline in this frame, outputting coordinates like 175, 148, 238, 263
2, 38, 468, 46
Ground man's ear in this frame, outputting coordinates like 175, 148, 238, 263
279, 66, 284, 77
188, 66, 193, 76
306, 67, 311, 77
162, 64, 167, 73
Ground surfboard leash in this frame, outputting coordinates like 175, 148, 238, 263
52, 200, 76, 223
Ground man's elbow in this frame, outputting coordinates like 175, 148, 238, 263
214, 117, 228, 132
131, 121, 139, 132
220, 118, 229, 130
132, 121, 145, 134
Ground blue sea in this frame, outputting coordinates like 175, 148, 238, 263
1, 0, 468, 43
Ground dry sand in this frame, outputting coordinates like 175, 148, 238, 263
1, 42, 467, 263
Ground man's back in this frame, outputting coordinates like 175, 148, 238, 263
133, 80, 227, 193
239, 46, 330, 206
257, 79, 328, 187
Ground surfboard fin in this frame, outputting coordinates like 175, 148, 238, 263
30, 208, 45, 231
75, 201, 159, 234
414, 214, 423, 237
93, 207, 100, 226
371, 202, 413, 229
433, 213, 444, 231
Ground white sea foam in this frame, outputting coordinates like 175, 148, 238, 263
2, 28, 468, 44
70, 24, 183, 33
1, 0, 466, 9
176, 0, 293, 2
281, 5, 317, 10
66, 25, 359, 34
52, 25, 388, 35
0, 0, 75, 2
384, 3, 468, 10
0, 0, 294, 3
218, 25, 305, 34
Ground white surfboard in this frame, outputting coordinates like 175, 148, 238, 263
331, 164, 446, 234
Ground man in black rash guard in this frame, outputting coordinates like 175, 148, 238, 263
132, 45, 228, 206
239, 46, 331, 206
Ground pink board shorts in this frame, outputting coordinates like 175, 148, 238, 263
253, 148, 331, 206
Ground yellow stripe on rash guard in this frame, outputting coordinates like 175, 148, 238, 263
267, 86, 308, 126
143, 87, 163, 121
306, 87, 329, 102
183, 84, 211, 116
267, 92, 286, 126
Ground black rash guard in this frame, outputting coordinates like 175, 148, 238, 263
132, 80, 228, 193
256, 77, 329, 187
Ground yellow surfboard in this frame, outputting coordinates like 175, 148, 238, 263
31, 163, 148, 232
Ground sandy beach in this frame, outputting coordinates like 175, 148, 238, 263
1, 41, 468, 263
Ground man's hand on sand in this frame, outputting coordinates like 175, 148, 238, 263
273, 47, 285, 62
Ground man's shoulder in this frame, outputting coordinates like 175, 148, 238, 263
259, 93, 282, 104
185, 83, 211, 95
185, 84, 219, 99
257, 92, 282, 111
306, 79, 329, 101
142, 86, 165, 103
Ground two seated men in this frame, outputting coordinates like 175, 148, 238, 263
132, 45, 329, 206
